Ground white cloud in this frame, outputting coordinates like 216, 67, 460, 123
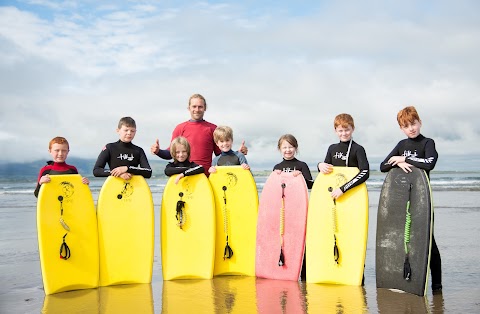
1, 1, 479, 170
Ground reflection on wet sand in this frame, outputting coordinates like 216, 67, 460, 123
99, 284, 153, 314
162, 279, 214, 313
376, 288, 428, 314
42, 284, 153, 314
213, 276, 257, 313
256, 278, 305, 313
306, 283, 367, 313
42, 289, 99, 314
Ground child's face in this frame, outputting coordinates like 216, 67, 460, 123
188, 98, 206, 121
175, 144, 188, 163
216, 139, 233, 153
335, 124, 354, 142
117, 125, 136, 143
49, 143, 69, 163
401, 119, 422, 139
280, 140, 297, 160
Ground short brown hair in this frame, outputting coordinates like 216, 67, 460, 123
118, 117, 136, 129
188, 94, 207, 109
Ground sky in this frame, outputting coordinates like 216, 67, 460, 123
1, 0, 479, 170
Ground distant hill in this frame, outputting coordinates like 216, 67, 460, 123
0, 158, 169, 178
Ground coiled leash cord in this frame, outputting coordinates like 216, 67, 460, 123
222, 186, 233, 260
176, 192, 186, 229
57, 195, 71, 260
278, 183, 286, 266
403, 184, 413, 281
328, 187, 340, 264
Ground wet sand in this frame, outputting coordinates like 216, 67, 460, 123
1, 189, 479, 313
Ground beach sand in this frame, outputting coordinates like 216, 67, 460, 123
1, 183, 479, 313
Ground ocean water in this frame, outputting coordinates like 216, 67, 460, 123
1, 171, 479, 313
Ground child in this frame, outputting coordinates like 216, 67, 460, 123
273, 134, 314, 189
34, 136, 89, 198
165, 136, 205, 184
274, 134, 314, 280
380, 105, 441, 293
317, 113, 370, 199
93, 117, 152, 179
208, 126, 250, 173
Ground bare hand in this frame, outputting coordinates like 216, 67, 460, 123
318, 162, 333, 174
387, 156, 406, 166
120, 172, 132, 180
150, 139, 160, 155
81, 177, 90, 185
208, 166, 217, 174
292, 170, 302, 177
241, 163, 250, 170
40, 174, 51, 184
110, 166, 128, 177
397, 162, 413, 173
274, 169, 282, 175
331, 188, 344, 199
174, 173, 184, 184
239, 140, 248, 155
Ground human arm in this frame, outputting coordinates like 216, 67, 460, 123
93, 145, 113, 177
379, 142, 402, 173
238, 140, 248, 155
151, 138, 172, 160
404, 138, 438, 171
299, 162, 314, 189
318, 145, 334, 174
34, 171, 50, 198
338, 145, 370, 195
126, 148, 152, 178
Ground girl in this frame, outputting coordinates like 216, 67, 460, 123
273, 134, 314, 189
164, 136, 204, 184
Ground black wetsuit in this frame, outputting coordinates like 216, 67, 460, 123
93, 140, 152, 178
320, 140, 369, 193
164, 160, 204, 177
34, 161, 78, 197
380, 134, 441, 290
273, 158, 314, 189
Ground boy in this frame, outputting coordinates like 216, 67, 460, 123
93, 117, 152, 179
150, 94, 248, 176
34, 136, 89, 197
380, 105, 442, 293
318, 113, 370, 199
165, 136, 204, 184
208, 126, 250, 173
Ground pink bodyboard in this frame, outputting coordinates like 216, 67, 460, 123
255, 171, 309, 280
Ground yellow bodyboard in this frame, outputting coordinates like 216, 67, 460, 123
161, 174, 215, 280
97, 176, 154, 286
209, 166, 258, 276
37, 174, 99, 295
306, 167, 368, 285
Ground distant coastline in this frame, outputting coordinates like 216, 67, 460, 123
0, 155, 478, 178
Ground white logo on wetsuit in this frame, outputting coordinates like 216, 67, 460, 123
334, 152, 347, 161
402, 150, 418, 158
117, 153, 134, 161
282, 167, 297, 173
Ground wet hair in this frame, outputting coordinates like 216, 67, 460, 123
188, 94, 207, 110
213, 126, 233, 143
334, 113, 355, 129
397, 106, 421, 127
277, 134, 299, 151
118, 117, 136, 129
49, 136, 69, 150
170, 136, 191, 160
